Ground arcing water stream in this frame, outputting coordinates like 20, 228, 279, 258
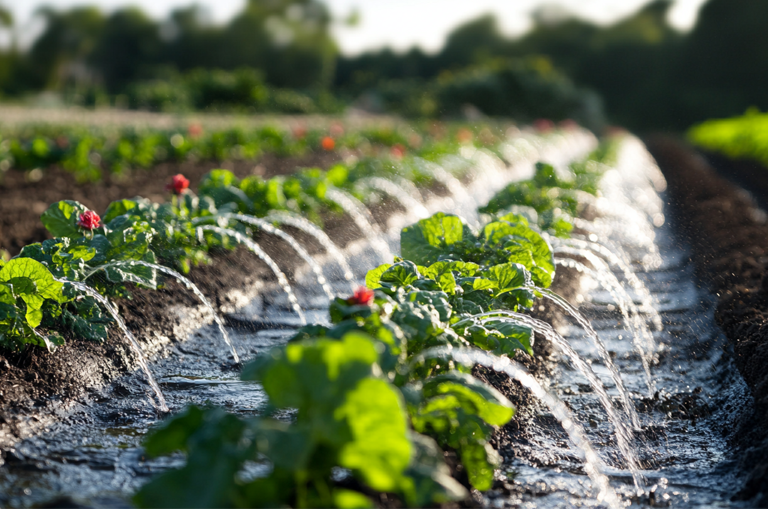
0, 134, 756, 508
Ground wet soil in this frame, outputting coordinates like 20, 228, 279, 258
0, 150, 342, 254
0, 150, 391, 451
646, 136, 768, 505
0, 135, 477, 450
701, 152, 768, 214
0, 139, 599, 506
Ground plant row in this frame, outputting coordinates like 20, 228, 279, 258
0, 125, 569, 351
130, 138, 618, 508
0, 120, 512, 183
687, 109, 768, 167
0, 123, 615, 506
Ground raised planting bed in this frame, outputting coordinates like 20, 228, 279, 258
2, 126, 750, 508
0, 123, 591, 457
647, 135, 768, 505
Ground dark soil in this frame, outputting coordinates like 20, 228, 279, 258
0, 150, 342, 255
480, 266, 580, 472
0, 148, 585, 505
703, 152, 768, 213
646, 136, 768, 505
0, 150, 352, 449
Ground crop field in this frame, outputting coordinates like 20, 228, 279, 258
0, 109, 766, 509
688, 110, 768, 166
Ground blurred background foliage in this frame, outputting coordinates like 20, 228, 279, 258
0, 0, 765, 131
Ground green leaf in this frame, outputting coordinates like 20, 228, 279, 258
255, 420, 314, 472
400, 433, 468, 506
380, 260, 421, 288
135, 407, 252, 509
422, 371, 515, 426
203, 185, 251, 210
482, 263, 529, 296
401, 213, 472, 265
200, 170, 251, 209
102, 258, 158, 288
200, 169, 239, 190
486, 215, 556, 287
408, 291, 452, 322
326, 164, 349, 187
483, 319, 534, 356
61, 295, 112, 342
421, 262, 458, 295
103, 198, 139, 223
8, 276, 37, 297
333, 489, 373, 509
329, 296, 375, 323
0, 284, 15, 306
460, 440, 500, 491
104, 217, 155, 261
336, 378, 412, 492
533, 162, 560, 187
365, 263, 391, 289
0, 258, 65, 326
471, 277, 496, 291
241, 332, 379, 410
40, 200, 89, 238
25, 308, 43, 328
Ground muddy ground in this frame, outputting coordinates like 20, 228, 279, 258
647, 136, 768, 505
0, 150, 343, 254
0, 146, 580, 504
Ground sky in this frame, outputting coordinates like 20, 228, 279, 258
5, 0, 709, 55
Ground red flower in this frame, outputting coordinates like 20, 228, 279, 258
347, 286, 374, 306
456, 128, 473, 144
329, 122, 344, 137
188, 122, 203, 139
534, 118, 555, 132
292, 124, 307, 140
77, 210, 101, 231
166, 174, 190, 195
321, 136, 335, 151
391, 143, 406, 159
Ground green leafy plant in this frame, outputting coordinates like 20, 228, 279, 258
688, 109, 768, 168
479, 139, 619, 237
136, 332, 469, 508
0, 122, 618, 508
0, 258, 67, 350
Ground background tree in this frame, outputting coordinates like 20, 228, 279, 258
26, 6, 105, 90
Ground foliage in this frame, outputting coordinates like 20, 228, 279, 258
0, 122, 615, 508
134, 136, 622, 508
0, 120, 490, 184
136, 204, 571, 507
0, 258, 67, 350
136, 333, 469, 508
479, 140, 619, 236
0, 120, 533, 350
124, 68, 344, 114
687, 109, 768, 168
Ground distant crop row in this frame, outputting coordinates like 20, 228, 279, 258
688, 109, 768, 167
0, 120, 509, 183
0, 120, 617, 507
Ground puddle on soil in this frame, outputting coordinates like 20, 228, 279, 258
0, 151, 757, 507
0, 323, 296, 508
0, 227, 366, 508
486, 208, 754, 508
